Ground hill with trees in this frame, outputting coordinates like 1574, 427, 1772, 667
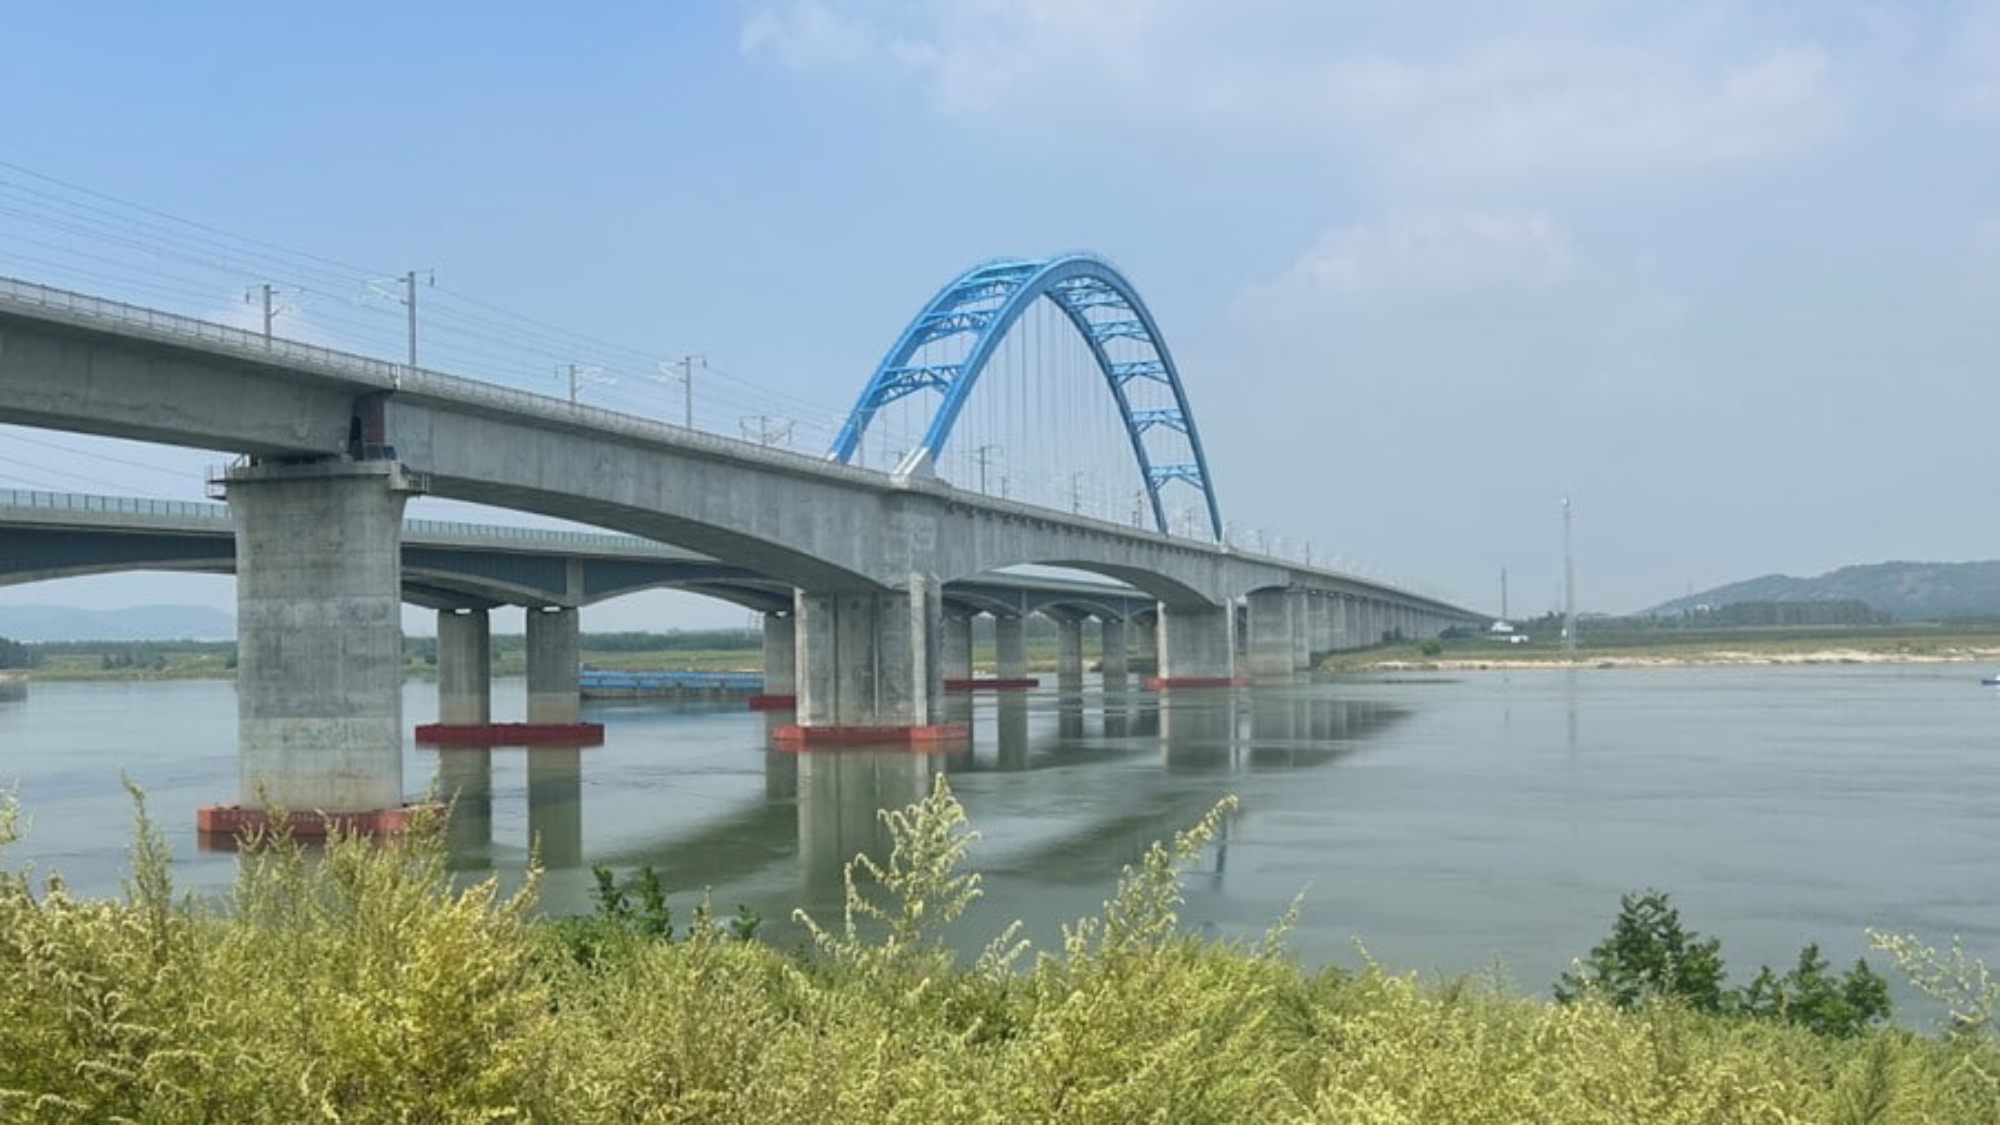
1647, 561, 2000, 622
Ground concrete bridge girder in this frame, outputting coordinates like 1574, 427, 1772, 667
392, 395, 1289, 607
2, 308, 1476, 628
388, 397, 897, 593
0, 309, 364, 454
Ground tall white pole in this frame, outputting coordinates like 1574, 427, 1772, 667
1562, 497, 1576, 658
678, 354, 704, 430
404, 270, 418, 369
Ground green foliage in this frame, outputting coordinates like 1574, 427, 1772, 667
0, 791, 554, 1121
1557, 889, 1729, 1011
97, 645, 167, 671
0, 635, 37, 669
548, 863, 762, 969
1561, 891, 1894, 1039
1418, 637, 1444, 656
575, 628, 761, 653
1739, 943, 1893, 1038
591, 862, 674, 938
1, 788, 1997, 1121
795, 773, 989, 980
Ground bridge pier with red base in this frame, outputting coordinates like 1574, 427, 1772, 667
756, 609, 797, 711
438, 606, 493, 724
213, 459, 421, 837
770, 722, 970, 747
196, 802, 443, 842
790, 576, 955, 743
415, 722, 605, 747
526, 606, 581, 723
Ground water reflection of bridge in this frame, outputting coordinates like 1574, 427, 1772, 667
432, 685, 1410, 903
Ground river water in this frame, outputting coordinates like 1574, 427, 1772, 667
2, 665, 1996, 1000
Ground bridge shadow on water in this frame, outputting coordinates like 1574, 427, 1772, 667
421, 680, 1411, 927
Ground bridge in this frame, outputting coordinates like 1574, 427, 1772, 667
0, 254, 1483, 831
0, 487, 1170, 714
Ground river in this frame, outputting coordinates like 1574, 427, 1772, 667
2, 664, 1996, 1000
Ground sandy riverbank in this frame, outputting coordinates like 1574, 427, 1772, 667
1350, 647, 2000, 672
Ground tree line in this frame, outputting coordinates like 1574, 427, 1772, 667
0, 636, 38, 669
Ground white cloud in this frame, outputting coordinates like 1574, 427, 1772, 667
739, 1, 902, 75
1238, 208, 1575, 309
740, 2, 1847, 183
739, 0, 1187, 113
1317, 39, 1841, 182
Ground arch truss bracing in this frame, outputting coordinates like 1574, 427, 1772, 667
827, 254, 1224, 539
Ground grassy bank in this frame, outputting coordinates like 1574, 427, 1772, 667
3, 785, 1995, 1122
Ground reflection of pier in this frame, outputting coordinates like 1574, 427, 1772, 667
433, 744, 586, 870
796, 749, 941, 892
984, 687, 1412, 881
428, 683, 1410, 903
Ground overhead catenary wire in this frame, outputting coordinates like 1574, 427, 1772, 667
0, 161, 874, 477
0, 162, 1257, 553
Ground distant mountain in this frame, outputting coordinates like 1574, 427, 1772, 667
0, 604, 235, 642
1647, 561, 2000, 622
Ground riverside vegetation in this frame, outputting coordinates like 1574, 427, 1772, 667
1, 784, 1996, 1122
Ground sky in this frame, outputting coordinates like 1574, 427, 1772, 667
2, 0, 1998, 632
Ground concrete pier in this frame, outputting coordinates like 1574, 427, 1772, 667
1100, 617, 1129, 682
210, 459, 417, 829
994, 613, 1027, 680
1132, 610, 1160, 671
437, 607, 492, 725
1307, 595, 1332, 659
1152, 601, 1238, 687
1246, 588, 1304, 679
526, 606, 582, 724
783, 577, 962, 741
941, 612, 973, 682
1054, 614, 1084, 687
754, 610, 797, 708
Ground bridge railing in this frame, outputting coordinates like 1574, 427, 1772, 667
0, 487, 683, 555
0, 489, 230, 521
0, 275, 417, 392
401, 518, 664, 553
0, 274, 880, 487
1, 271, 948, 525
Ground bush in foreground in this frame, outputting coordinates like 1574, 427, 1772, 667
0, 785, 1996, 1122
1557, 889, 1894, 1038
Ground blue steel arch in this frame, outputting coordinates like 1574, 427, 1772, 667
828, 254, 1224, 540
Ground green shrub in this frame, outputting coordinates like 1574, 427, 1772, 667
1557, 889, 1730, 1011
1560, 890, 1895, 1039
1, 787, 1996, 1121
